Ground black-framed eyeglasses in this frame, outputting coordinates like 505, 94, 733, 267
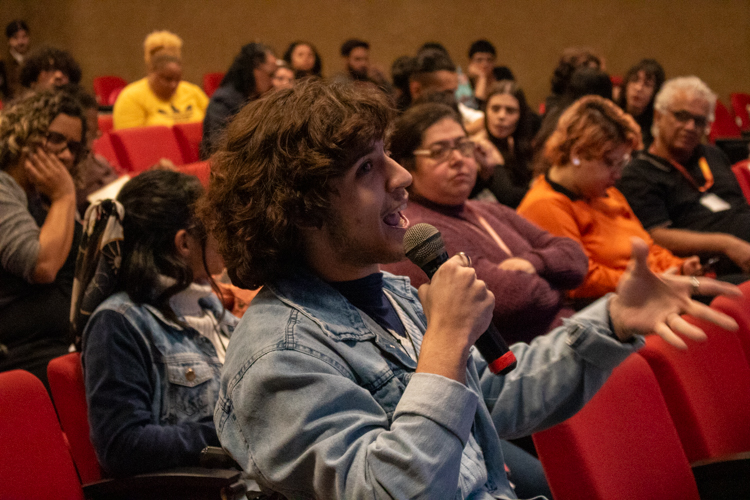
668, 109, 709, 130
44, 131, 85, 160
413, 139, 476, 163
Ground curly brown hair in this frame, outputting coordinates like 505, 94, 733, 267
543, 95, 641, 169
199, 79, 394, 289
0, 88, 86, 173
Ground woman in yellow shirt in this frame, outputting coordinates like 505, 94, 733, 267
113, 31, 208, 130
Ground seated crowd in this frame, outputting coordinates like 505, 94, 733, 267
0, 18, 748, 500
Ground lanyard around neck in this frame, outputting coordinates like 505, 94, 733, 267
649, 146, 714, 192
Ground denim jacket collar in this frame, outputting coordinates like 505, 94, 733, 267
141, 293, 233, 334
267, 267, 420, 343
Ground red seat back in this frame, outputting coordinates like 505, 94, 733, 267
709, 100, 742, 143
92, 132, 121, 169
711, 280, 750, 367
177, 160, 210, 188
173, 122, 204, 163
0, 370, 85, 499
109, 126, 186, 173
93, 75, 128, 106
639, 317, 750, 462
97, 114, 114, 136
202, 72, 225, 98
48, 353, 103, 484
533, 354, 698, 500
730, 92, 750, 132
732, 160, 750, 203
107, 86, 124, 106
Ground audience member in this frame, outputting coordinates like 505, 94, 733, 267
0, 20, 30, 102
75, 169, 237, 476
383, 102, 586, 347
199, 78, 739, 500
545, 47, 602, 113
465, 39, 514, 106
615, 58, 666, 148
283, 41, 322, 79
618, 76, 750, 277
200, 43, 276, 158
0, 89, 86, 389
518, 96, 701, 306
471, 80, 540, 207
113, 30, 208, 130
271, 60, 294, 90
339, 38, 390, 91
20, 46, 82, 92
390, 55, 415, 110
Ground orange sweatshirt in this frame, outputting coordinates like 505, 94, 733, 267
517, 175, 684, 299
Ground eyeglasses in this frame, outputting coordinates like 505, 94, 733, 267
668, 109, 709, 130
413, 139, 476, 163
44, 131, 85, 160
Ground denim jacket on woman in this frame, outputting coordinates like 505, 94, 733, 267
215, 269, 643, 499
82, 291, 238, 476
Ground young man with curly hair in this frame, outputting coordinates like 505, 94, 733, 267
200, 79, 738, 500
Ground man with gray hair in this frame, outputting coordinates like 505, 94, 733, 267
618, 76, 750, 277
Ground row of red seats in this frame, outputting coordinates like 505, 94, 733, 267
533, 281, 750, 500
92, 72, 225, 105
92, 120, 209, 186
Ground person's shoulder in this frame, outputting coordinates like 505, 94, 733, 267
0, 170, 25, 199
518, 176, 567, 208
119, 78, 149, 95
177, 80, 208, 98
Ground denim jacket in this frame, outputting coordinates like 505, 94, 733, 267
215, 270, 643, 499
82, 291, 238, 476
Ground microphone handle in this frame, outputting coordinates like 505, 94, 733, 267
420, 254, 517, 376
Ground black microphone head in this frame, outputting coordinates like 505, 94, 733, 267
403, 223, 446, 269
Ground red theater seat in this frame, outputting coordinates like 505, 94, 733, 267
93, 75, 127, 106
202, 72, 224, 98
92, 133, 121, 169
639, 316, 750, 463
709, 101, 742, 143
97, 114, 114, 136
177, 160, 210, 188
730, 92, 750, 132
173, 122, 204, 163
533, 354, 699, 500
109, 126, 186, 173
731, 160, 750, 203
711, 280, 750, 367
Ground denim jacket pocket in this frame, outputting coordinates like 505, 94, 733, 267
163, 356, 220, 422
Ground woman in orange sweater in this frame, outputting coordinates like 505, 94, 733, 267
518, 95, 701, 305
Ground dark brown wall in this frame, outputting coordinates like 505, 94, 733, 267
3, 0, 749, 106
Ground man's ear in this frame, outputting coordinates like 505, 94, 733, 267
409, 80, 421, 101
174, 229, 191, 259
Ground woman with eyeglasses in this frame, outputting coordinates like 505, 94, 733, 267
382, 102, 586, 499
518, 95, 701, 308
0, 88, 86, 389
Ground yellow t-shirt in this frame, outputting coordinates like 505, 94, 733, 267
112, 78, 208, 130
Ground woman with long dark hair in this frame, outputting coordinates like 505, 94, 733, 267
615, 59, 665, 148
200, 43, 276, 158
75, 169, 238, 476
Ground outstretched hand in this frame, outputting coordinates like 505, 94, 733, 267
609, 238, 740, 349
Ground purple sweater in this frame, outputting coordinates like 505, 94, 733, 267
382, 196, 587, 345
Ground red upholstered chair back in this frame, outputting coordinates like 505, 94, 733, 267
93, 75, 127, 106
48, 353, 104, 484
92, 132, 121, 169
177, 160, 211, 188
109, 126, 186, 173
173, 121, 204, 164
709, 100, 742, 143
0, 370, 85, 500
533, 354, 698, 500
730, 92, 750, 132
731, 160, 750, 204
639, 316, 750, 462
202, 72, 225, 98
97, 114, 114, 136
711, 280, 750, 368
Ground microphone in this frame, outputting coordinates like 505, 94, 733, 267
403, 223, 517, 375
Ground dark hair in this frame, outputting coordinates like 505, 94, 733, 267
391, 55, 416, 110
412, 89, 459, 114
565, 67, 612, 101
417, 42, 449, 57
390, 103, 461, 172
220, 43, 272, 97
410, 49, 456, 79
469, 39, 496, 59
341, 38, 369, 57
6, 20, 28, 39
116, 170, 207, 321
20, 46, 82, 87
550, 47, 601, 97
283, 41, 322, 78
59, 83, 97, 110
199, 79, 394, 289
615, 59, 665, 115
0, 88, 86, 171
484, 80, 536, 181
